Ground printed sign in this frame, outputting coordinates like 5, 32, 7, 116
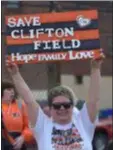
5, 10, 101, 64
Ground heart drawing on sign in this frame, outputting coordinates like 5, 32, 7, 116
76, 15, 91, 28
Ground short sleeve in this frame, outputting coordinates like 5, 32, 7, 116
31, 107, 50, 139
79, 103, 98, 140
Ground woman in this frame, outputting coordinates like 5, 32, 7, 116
6, 51, 104, 150
2, 81, 34, 150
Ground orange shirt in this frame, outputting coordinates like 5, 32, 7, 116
2, 100, 34, 143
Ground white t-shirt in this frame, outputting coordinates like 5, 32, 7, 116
32, 103, 97, 150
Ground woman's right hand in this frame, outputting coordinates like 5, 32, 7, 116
6, 60, 19, 75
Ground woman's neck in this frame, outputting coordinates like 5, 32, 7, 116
53, 117, 72, 125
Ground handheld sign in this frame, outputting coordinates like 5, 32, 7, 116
5, 10, 101, 64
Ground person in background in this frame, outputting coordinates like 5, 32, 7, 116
2, 112, 13, 150
6, 49, 105, 150
2, 81, 34, 150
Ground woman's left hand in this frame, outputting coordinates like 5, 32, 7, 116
91, 48, 105, 69
13, 135, 24, 150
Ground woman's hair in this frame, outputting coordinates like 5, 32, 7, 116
48, 85, 77, 106
1, 80, 17, 98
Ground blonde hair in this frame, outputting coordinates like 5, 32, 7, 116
48, 85, 77, 106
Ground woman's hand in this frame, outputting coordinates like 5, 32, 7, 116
13, 135, 24, 150
91, 49, 105, 69
6, 60, 19, 75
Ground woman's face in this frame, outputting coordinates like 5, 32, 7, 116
50, 95, 73, 124
2, 88, 15, 102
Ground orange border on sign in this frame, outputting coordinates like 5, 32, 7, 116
7, 49, 101, 64
5, 10, 98, 24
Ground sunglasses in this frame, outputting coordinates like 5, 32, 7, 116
52, 102, 72, 110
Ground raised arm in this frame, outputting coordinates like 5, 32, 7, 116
86, 50, 105, 123
6, 62, 40, 127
